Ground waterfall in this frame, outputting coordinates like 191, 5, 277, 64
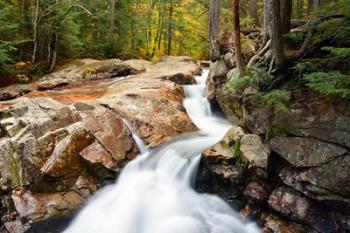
64, 69, 260, 233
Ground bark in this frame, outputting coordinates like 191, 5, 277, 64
248, 0, 259, 26
209, 0, 220, 60
48, 33, 57, 72
31, 0, 39, 63
307, 0, 313, 15
232, 0, 245, 74
151, 10, 163, 58
271, 0, 285, 68
280, 0, 292, 34
263, 0, 272, 41
314, 0, 321, 8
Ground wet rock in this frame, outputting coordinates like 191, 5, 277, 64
197, 127, 248, 203
280, 155, 350, 211
240, 134, 270, 169
244, 181, 269, 204
263, 214, 315, 233
270, 136, 347, 167
268, 186, 334, 233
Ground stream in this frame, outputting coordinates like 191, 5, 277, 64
63, 69, 260, 233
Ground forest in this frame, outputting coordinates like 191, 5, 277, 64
0, 0, 349, 233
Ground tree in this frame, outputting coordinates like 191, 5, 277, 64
271, 0, 285, 69
280, 0, 292, 34
209, 0, 220, 60
248, 0, 259, 26
232, 0, 245, 74
263, 0, 272, 41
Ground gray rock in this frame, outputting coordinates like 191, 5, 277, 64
206, 60, 228, 102
240, 134, 270, 169
271, 136, 347, 167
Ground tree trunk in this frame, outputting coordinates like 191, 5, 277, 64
314, 0, 321, 8
263, 0, 272, 41
248, 0, 259, 26
209, 0, 220, 60
167, 3, 173, 55
280, 0, 292, 34
232, 0, 245, 74
48, 33, 57, 72
271, 0, 285, 68
307, 0, 313, 15
31, 0, 39, 63
151, 11, 163, 58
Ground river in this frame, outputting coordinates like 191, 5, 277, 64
63, 69, 260, 233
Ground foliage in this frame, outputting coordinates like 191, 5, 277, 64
0, 41, 17, 63
314, 0, 350, 17
227, 66, 272, 95
303, 71, 350, 98
321, 46, 350, 60
257, 90, 291, 113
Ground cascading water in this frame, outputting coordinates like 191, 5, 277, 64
64, 69, 260, 233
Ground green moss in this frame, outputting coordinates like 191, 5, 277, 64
232, 140, 241, 157
8, 143, 21, 187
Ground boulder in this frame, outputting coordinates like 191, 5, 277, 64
196, 127, 249, 203
206, 60, 228, 102
40, 122, 94, 178
240, 134, 270, 169
280, 155, 350, 211
270, 136, 347, 167
268, 186, 334, 233
82, 108, 135, 161
37, 59, 141, 90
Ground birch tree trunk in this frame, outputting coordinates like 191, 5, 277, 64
31, 0, 39, 63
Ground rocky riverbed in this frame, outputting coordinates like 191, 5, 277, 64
0, 56, 201, 232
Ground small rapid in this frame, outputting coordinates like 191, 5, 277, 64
64, 69, 260, 233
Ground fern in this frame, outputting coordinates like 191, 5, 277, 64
258, 90, 291, 113
303, 72, 350, 98
321, 46, 350, 59
0, 41, 16, 63
227, 66, 272, 95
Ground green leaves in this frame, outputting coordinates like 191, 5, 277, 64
0, 41, 17, 63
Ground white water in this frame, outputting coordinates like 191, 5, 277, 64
64, 69, 260, 233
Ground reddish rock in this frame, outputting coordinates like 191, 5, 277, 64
41, 123, 93, 178
83, 108, 135, 161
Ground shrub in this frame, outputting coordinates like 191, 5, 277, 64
303, 71, 350, 98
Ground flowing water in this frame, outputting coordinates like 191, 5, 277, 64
64, 69, 260, 233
